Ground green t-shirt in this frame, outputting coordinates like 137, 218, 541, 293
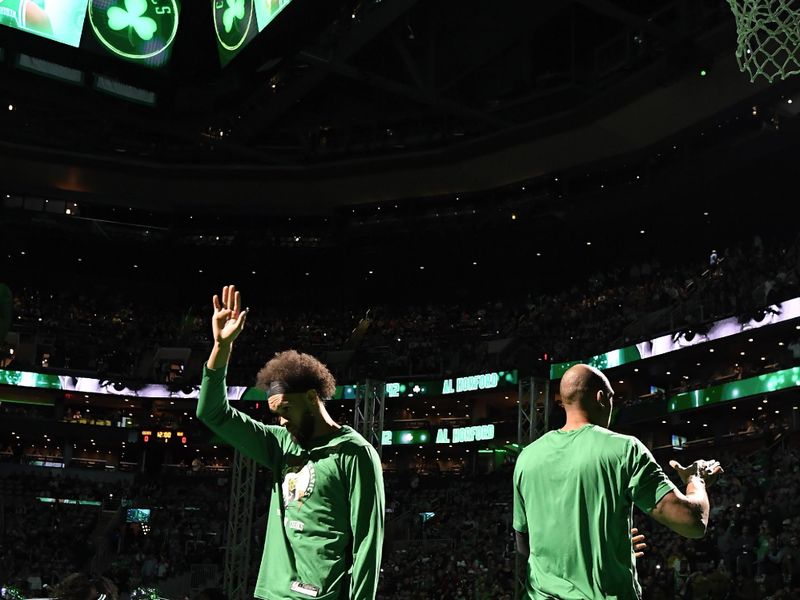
513, 424, 676, 600
198, 366, 385, 600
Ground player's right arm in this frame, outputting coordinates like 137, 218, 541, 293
648, 459, 722, 539
197, 284, 282, 466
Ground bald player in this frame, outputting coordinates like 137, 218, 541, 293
513, 364, 723, 599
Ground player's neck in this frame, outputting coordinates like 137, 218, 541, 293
561, 411, 594, 431
311, 407, 341, 439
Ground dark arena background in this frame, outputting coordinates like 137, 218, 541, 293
2, 1, 800, 599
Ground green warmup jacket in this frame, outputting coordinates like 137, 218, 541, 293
198, 365, 385, 600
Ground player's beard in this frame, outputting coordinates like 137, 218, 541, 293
289, 408, 316, 445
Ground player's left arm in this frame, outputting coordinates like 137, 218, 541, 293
347, 444, 385, 600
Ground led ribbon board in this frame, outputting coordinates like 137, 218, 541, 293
215, 0, 294, 66
88, 0, 180, 67
37, 497, 102, 506
381, 425, 496, 446
0, 0, 89, 47
435, 424, 495, 444
381, 430, 430, 446
442, 373, 504, 394
667, 366, 800, 413
0, 368, 248, 399
550, 297, 800, 379
381, 371, 518, 400
0, 368, 517, 400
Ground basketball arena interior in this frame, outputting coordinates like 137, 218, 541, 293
2, 1, 800, 599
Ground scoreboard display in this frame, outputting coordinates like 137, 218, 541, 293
0, 0, 312, 70
87, 0, 180, 67
214, 0, 294, 66
0, 0, 181, 67
0, 0, 89, 47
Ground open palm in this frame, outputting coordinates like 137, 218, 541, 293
669, 459, 723, 487
212, 284, 247, 345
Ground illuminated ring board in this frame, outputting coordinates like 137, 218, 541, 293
213, 0, 254, 52
550, 297, 800, 379
88, 0, 179, 62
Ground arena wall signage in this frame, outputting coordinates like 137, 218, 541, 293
380, 370, 518, 400
0, 367, 517, 401
550, 297, 800, 379
28, 460, 64, 468
442, 373, 501, 394
37, 496, 102, 506
380, 430, 430, 446
667, 366, 800, 412
0, 369, 248, 399
380, 425, 496, 446
435, 424, 495, 444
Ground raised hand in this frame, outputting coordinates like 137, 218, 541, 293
212, 284, 248, 347
669, 459, 723, 487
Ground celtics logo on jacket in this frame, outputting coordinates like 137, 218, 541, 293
281, 459, 316, 507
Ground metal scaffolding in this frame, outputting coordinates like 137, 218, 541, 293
224, 449, 257, 600
517, 376, 551, 445
514, 376, 551, 600
354, 379, 386, 456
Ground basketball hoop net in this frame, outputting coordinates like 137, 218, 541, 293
728, 0, 800, 82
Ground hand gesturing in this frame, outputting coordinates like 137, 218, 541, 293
212, 284, 248, 346
669, 459, 724, 487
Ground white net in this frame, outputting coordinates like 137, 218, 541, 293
728, 0, 800, 82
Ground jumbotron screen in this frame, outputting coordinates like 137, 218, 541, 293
0, 0, 90, 47
214, 0, 294, 66
126, 507, 151, 523
87, 0, 180, 67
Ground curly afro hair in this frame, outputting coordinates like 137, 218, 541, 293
256, 350, 337, 401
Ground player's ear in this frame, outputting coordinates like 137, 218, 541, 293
596, 389, 606, 407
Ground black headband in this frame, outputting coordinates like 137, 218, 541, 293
267, 381, 292, 397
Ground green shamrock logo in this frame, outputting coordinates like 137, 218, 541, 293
223, 0, 245, 33
107, 0, 158, 41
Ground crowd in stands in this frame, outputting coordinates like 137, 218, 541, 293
0, 474, 119, 593
3, 225, 800, 598
0, 470, 230, 597
106, 474, 230, 591
4, 232, 799, 386
2, 413, 799, 599
635, 431, 800, 599
378, 469, 515, 600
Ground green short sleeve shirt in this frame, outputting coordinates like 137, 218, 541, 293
513, 425, 676, 599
